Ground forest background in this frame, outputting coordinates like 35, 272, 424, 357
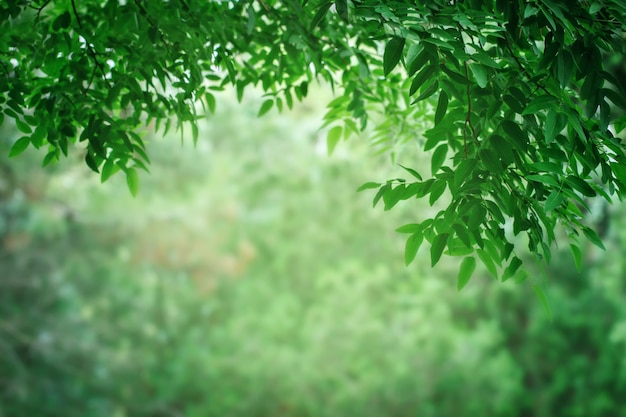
2, 85, 626, 417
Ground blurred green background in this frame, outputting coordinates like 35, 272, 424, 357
1, 88, 626, 417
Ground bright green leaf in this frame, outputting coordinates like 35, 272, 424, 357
457, 256, 476, 291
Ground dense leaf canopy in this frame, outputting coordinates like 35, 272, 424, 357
2, 0, 626, 286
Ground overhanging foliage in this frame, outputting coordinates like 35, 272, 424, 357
2, 0, 626, 287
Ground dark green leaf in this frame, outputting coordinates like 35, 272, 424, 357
384, 37, 405, 76
8, 136, 30, 157
434, 91, 448, 125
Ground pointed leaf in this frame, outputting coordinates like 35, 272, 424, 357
126, 168, 139, 197
457, 256, 476, 291
405, 233, 424, 266
257, 99, 274, 117
468, 63, 488, 88
532, 285, 553, 321
430, 233, 449, 267
8, 136, 30, 157
434, 91, 449, 125
384, 37, 405, 76
356, 181, 381, 192
327, 125, 342, 155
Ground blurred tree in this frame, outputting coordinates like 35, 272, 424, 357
2, 0, 626, 284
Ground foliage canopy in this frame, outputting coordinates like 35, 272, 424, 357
2, 0, 626, 285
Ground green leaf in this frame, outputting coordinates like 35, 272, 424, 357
565, 176, 596, 197
468, 63, 488, 88
457, 256, 476, 291
257, 99, 274, 117
8, 136, 30, 157
582, 226, 605, 250
205, 93, 216, 113
431, 144, 448, 175
501, 120, 528, 152
327, 125, 342, 155
430, 232, 449, 267
335, 0, 348, 22
544, 190, 563, 212
434, 91, 448, 125
409, 64, 436, 96
398, 164, 422, 180
397, 223, 422, 233
532, 285, 553, 321
570, 243, 582, 272
502, 256, 522, 282
356, 181, 381, 192
477, 249, 498, 279
310, 2, 332, 30
405, 233, 424, 265
383, 37, 405, 76
126, 168, 139, 197
100, 159, 119, 183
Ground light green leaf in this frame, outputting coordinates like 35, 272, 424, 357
327, 125, 342, 155
257, 99, 274, 117
457, 256, 476, 291
570, 244, 582, 272
356, 182, 381, 192
405, 233, 424, 265
532, 285, 553, 321
126, 168, 139, 197
544, 190, 563, 212
383, 37, 405, 76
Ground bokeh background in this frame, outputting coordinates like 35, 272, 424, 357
1, 87, 626, 417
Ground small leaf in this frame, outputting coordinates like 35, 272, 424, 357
383, 37, 405, 76
434, 91, 449, 125
502, 256, 522, 282
430, 232, 449, 267
356, 181, 381, 192
405, 233, 424, 266
457, 256, 476, 291
126, 168, 139, 197
398, 164, 422, 180
8, 136, 30, 157
396, 223, 422, 233
327, 125, 342, 155
532, 285, 553, 321
565, 176, 596, 197
205, 93, 216, 113
477, 249, 498, 279
257, 99, 273, 117
570, 243, 582, 272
